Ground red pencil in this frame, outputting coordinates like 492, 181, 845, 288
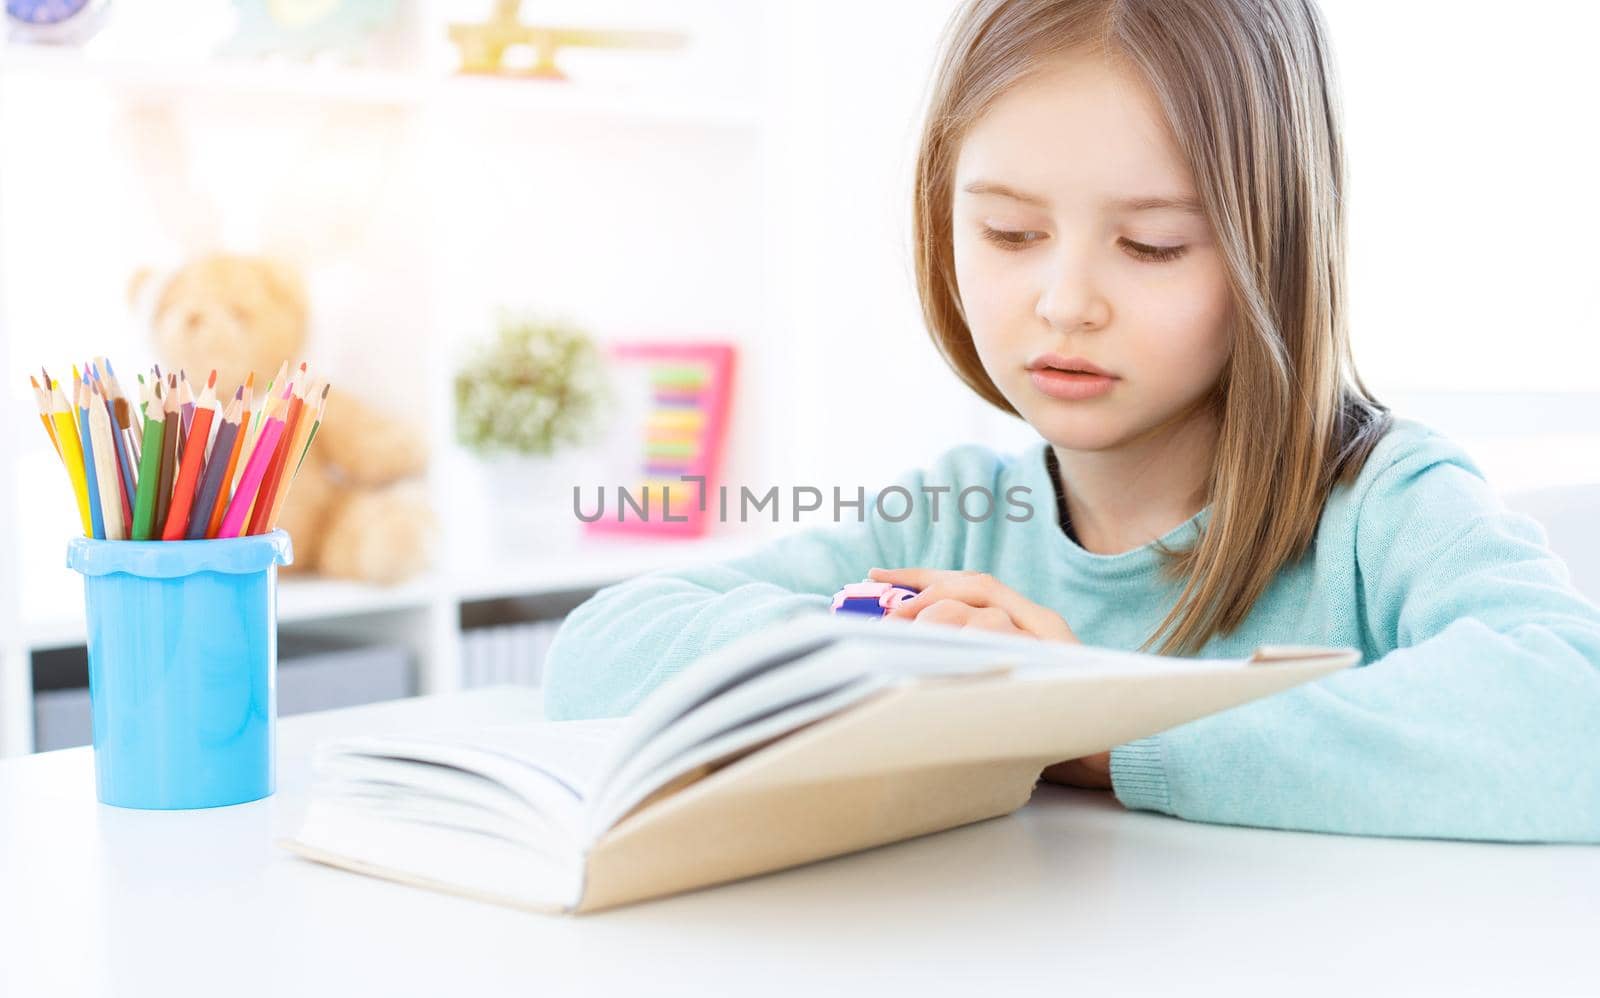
161, 372, 218, 540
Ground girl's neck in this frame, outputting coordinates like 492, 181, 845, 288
1048, 408, 1218, 556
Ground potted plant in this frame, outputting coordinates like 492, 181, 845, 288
454, 312, 611, 546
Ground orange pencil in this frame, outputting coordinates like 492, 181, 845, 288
208, 376, 253, 538
29, 375, 60, 456
233, 370, 267, 499
161, 371, 217, 540
265, 378, 323, 529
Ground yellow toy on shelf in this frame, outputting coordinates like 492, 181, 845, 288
447, 0, 685, 80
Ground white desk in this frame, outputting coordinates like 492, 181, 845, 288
2, 689, 1595, 997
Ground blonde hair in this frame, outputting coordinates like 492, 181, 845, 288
912, 0, 1392, 656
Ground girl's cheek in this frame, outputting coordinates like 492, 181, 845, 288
955, 243, 1032, 334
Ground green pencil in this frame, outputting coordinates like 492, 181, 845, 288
130, 384, 166, 540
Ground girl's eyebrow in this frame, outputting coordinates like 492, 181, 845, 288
961, 179, 1203, 215
1112, 194, 1205, 215
962, 180, 1051, 206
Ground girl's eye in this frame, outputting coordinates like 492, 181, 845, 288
981, 226, 1047, 250
1120, 238, 1187, 263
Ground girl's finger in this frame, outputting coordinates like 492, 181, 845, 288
909, 598, 974, 628
895, 572, 1072, 641
867, 566, 948, 589
907, 600, 1025, 637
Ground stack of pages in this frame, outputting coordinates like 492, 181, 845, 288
284, 614, 1358, 914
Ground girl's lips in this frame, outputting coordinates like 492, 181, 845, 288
1029, 368, 1118, 400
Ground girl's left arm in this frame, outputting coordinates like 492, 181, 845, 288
1110, 443, 1600, 843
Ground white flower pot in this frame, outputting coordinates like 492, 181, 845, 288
483, 450, 595, 552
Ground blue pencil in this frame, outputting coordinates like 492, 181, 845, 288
77, 381, 105, 540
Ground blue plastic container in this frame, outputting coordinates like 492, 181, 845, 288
66, 530, 294, 810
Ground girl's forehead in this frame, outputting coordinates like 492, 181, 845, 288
954, 56, 1194, 209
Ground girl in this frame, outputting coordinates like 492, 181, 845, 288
543, 0, 1600, 842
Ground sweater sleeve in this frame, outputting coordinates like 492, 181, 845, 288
1109, 438, 1600, 842
539, 448, 990, 721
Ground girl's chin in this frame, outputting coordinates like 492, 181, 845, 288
1022, 408, 1132, 452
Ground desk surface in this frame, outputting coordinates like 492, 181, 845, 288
2, 689, 1596, 997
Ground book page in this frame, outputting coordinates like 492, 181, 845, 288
315, 717, 628, 843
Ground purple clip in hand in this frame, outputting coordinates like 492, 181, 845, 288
830, 580, 919, 618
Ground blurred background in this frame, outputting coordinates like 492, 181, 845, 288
2, 0, 1596, 755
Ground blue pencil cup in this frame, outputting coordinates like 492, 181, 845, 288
66, 530, 294, 810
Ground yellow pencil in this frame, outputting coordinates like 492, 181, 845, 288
49, 380, 93, 536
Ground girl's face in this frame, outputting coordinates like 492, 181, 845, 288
952, 53, 1233, 451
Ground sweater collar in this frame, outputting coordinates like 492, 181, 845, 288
1017, 440, 1212, 580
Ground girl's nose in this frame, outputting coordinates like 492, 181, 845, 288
1035, 256, 1111, 333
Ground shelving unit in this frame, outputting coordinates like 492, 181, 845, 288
0, 8, 784, 757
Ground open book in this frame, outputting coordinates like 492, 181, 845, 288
283, 613, 1359, 915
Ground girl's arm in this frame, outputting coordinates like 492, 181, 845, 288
539, 446, 996, 720
1111, 441, 1600, 842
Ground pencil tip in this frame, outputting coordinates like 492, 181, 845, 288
235, 385, 244, 400
207, 369, 218, 388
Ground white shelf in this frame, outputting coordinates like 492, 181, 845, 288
0, 46, 761, 128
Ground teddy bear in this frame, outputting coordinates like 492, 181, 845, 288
128, 252, 437, 584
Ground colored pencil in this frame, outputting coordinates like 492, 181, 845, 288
131, 381, 167, 541
265, 379, 323, 530
217, 384, 291, 539
91, 366, 134, 527
49, 381, 93, 537
152, 384, 181, 538
292, 383, 329, 479
100, 357, 142, 468
76, 380, 105, 540
187, 390, 243, 540
161, 373, 218, 540
248, 379, 307, 536
88, 383, 126, 541
179, 370, 196, 438
29, 376, 59, 456
210, 377, 253, 538
253, 362, 288, 437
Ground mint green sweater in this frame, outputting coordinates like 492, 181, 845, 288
542, 417, 1600, 842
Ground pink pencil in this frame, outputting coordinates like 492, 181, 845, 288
215, 416, 286, 538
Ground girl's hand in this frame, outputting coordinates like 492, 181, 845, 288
1040, 752, 1113, 791
866, 567, 1079, 643
868, 567, 1111, 791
